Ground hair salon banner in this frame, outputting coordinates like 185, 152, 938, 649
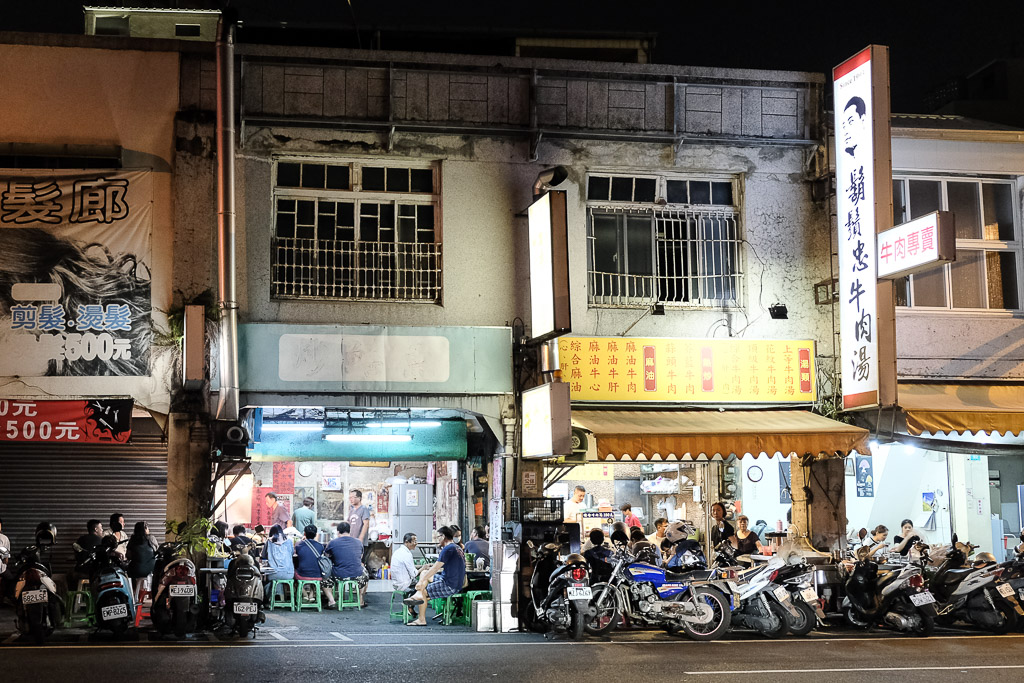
0, 398, 133, 443
0, 170, 152, 377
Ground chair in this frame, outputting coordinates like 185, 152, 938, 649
269, 580, 295, 611
64, 579, 95, 628
389, 589, 412, 623
295, 579, 323, 612
336, 580, 361, 610
459, 590, 492, 625
133, 588, 151, 627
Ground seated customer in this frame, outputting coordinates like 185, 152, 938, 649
404, 526, 465, 626
294, 525, 335, 608
229, 525, 251, 551
463, 526, 490, 568
583, 529, 614, 581
390, 533, 420, 592
327, 522, 368, 607
261, 525, 295, 607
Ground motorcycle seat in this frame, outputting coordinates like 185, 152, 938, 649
939, 567, 976, 584
666, 569, 714, 582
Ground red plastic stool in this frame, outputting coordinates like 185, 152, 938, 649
134, 588, 151, 627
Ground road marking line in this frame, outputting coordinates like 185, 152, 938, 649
685, 665, 1024, 675
268, 632, 288, 641
330, 632, 353, 641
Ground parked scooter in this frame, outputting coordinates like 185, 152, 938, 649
11, 523, 62, 644
524, 541, 591, 640
710, 541, 808, 638
222, 542, 266, 638
842, 542, 937, 636
585, 533, 731, 641
926, 535, 1019, 634
151, 541, 199, 638
78, 535, 136, 636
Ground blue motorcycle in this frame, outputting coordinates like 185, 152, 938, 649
584, 543, 731, 640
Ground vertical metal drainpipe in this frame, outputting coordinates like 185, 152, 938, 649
215, 16, 239, 422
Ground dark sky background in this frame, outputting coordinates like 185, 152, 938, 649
4, 1, 1022, 113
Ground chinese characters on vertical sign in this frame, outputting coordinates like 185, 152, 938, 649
0, 171, 152, 377
834, 48, 880, 410
556, 337, 816, 403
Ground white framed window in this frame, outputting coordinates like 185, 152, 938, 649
892, 176, 1020, 310
271, 158, 441, 302
585, 173, 741, 308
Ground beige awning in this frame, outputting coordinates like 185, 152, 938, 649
571, 409, 869, 461
900, 383, 1024, 436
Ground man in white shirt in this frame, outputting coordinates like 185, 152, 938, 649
390, 532, 420, 591
563, 486, 586, 523
647, 517, 669, 557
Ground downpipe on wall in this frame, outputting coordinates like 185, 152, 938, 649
215, 14, 239, 422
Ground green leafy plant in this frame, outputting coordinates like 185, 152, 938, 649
164, 517, 218, 558
153, 288, 218, 348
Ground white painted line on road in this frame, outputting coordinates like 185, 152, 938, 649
268, 632, 288, 641
685, 665, 1024, 675
330, 632, 353, 641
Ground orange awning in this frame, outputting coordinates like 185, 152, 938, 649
571, 409, 869, 461
900, 383, 1024, 437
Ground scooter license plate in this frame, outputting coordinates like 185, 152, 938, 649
21, 589, 47, 605
100, 603, 129, 621
800, 587, 818, 603
1018, 588, 1024, 601
233, 602, 258, 615
567, 584, 592, 600
997, 583, 1014, 598
169, 584, 196, 597
909, 591, 936, 606
773, 585, 790, 602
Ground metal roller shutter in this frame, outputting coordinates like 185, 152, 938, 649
0, 434, 168, 577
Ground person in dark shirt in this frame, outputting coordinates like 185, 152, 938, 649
405, 526, 465, 625
326, 522, 367, 606
294, 524, 335, 608
463, 526, 489, 568
229, 524, 252, 552
710, 502, 735, 548
126, 521, 158, 582
583, 529, 614, 582
73, 519, 105, 577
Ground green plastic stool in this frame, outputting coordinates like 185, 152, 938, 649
269, 580, 295, 611
336, 580, 361, 610
389, 589, 412, 623
295, 580, 323, 612
64, 590, 95, 627
443, 593, 467, 625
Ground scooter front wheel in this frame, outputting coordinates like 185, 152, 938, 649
569, 604, 586, 641
843, 605, 872, 629
756, 599, 791, 639
787, 600, 817, 637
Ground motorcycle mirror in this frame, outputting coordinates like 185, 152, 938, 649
951, 532, 958, 545
858, 528, 868, 540
526, 540, 535, 548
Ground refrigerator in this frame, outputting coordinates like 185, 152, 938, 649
391, 483, 434, 541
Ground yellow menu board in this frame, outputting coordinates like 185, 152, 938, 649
557, 337, 816, 403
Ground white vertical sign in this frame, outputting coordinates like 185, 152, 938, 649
834, 47, 883, 411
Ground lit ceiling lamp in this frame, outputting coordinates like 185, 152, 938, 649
262, 422, 324, 432
323, 434, 413, 443
364, 421, 441, 428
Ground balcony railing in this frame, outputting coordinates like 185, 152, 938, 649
272, 238, 442, 302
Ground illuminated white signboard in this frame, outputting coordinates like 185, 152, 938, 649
521, 382, 571, 459
877, 211, 956, 279
834, 45, 893, 411
527, 191, 571, 343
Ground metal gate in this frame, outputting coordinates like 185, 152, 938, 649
0, 434, 168, 577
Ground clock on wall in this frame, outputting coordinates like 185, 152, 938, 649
297, 462, 314, 478
746, 465, 763, 483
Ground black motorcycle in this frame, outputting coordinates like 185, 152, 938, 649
524, 541, 591, 640
10, 524, 63, 645
843, 542, 936, 636
151, 541, 200, 638
222, 542, 266, 638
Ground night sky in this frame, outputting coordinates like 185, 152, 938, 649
3, 0, 1021, 113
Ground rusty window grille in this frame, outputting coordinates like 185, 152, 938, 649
272, 160, 440, 302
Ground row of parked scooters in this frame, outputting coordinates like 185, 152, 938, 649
525, 522, 1024, 641
0, 523, 272, 644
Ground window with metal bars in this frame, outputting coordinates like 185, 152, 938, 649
891, 176, 1020, 311
586, 174, 741, 308
271, 159, 441, 302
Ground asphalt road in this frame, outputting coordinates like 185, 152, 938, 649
3, 626, 1024, 683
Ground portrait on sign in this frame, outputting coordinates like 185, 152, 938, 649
0, 170, 152, 377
